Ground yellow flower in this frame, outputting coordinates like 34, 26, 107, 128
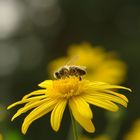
7, 77, 131, 134
48, 42, 126, 84
123, 119, 140, 140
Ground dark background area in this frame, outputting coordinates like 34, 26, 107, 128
0, 0, 140, 140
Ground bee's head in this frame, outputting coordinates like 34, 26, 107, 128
54, 71, 61, 79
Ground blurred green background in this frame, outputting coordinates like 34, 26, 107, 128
0, 0, 139, 140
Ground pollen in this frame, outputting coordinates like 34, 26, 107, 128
52, 77, 81, 99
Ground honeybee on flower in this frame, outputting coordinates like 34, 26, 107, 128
54, 57, 86, 80
54, 65, 86, 80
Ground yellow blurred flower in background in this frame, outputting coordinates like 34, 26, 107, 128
123, 119, 140, 140
48, 42, 126, 84
0, 134, 3, 140
7, 76, 130, 134
92, 135, 110, 140
79, 134, 110, 140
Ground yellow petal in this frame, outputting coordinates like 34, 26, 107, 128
103, 85, 131, 92
86, 93, 127, 107
69, 101, 95, 133
90, 82, 132, 92
21, 99, 57, 134
51, 100, 67, 131
88, 90, 128, 103
7, 95, 47, 110
69, 97, 93, 119
103, 90, 128, 102
38, 80, 53, 88
22, 90, 47, 100
11, 99, 49, 121
83, 95, 119, 112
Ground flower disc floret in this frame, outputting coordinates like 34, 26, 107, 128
52, 77, 81, 99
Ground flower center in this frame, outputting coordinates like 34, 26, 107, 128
53, 77, 81, 99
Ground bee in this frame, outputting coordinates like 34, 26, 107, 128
54, 65, 86, 80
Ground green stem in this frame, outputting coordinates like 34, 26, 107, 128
70, 109, 78, 140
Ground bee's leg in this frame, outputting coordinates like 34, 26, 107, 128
79, 76, 82, 81
66, 75, 70, 78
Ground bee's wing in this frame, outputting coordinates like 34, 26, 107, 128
65, 55, 79, 66
79, 66, 86, 70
